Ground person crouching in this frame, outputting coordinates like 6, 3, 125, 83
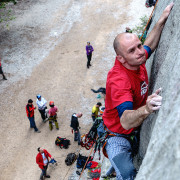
48, 101, 59, 130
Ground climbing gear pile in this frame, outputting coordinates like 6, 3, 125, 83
80, 117, 103, 150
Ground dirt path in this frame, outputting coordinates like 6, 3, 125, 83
0, 0, 151, 179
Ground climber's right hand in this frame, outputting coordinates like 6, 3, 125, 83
145, 88, 162, 113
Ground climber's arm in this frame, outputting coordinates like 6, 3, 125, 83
120, 88, 162, 130
144, 2, 174, 53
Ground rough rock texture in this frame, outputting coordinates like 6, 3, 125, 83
136, 0, 180, 180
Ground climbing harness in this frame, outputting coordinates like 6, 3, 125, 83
100, 124, 140, 158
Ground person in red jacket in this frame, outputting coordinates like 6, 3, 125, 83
26, 99, 40, 133
36, 147, 54, 179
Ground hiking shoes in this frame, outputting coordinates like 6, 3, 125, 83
101, 174, 116, 179
45, 175, 50, 178
35, 130, 41, 133
101, 175, 109, 178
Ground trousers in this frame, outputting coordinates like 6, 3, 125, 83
49, 116, 59, 130
74, 129, 81, 144
38, 108, 47, 121
106, 136, 136, 180
87, 53, 92, 68
28, 117, 38, 131
40, 163, 48, 180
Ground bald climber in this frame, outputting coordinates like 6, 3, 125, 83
102, 3, 174, 180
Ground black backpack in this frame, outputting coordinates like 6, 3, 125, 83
55, 137, 70, 149
65, 153, 77, 166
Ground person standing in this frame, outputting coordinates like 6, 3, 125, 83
26, 99, 41, 133
36, 147, 53, 179
91, 102, 102, 121
48, 101, 59, 130
70, 112, 83, 145
0, 58, 7, 80
102, 3, 173, 180
36, 94, 47, 122
86, 42, 94, 68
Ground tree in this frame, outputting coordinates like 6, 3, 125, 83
0, 0, 16, 28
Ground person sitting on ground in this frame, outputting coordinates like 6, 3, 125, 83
91, 102, 102, 122
0, 58, 7, 80
36, 147, 54, 180
102, 3, 173, 180
48, 101, 59, 130
70, 112, 83, 145
36, 94, 47, 122
26, 99, 41, 133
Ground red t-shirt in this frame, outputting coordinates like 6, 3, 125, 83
48, 106, 58, 116
103, 51, 149, 134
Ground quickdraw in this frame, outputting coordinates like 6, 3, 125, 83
81, 134, 96, 150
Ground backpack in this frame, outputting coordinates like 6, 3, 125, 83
65, 153, 77, 166
55, 137, 70, 149
76, 154, 92, 169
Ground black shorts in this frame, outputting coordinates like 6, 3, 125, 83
0, 66, 3, 74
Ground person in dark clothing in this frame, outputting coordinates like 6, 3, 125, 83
86, 42, 94, 68
91, 87, 106, 95
145, 0, 157, 7
26, 99, 41, 133
70, 112, 83, 145
0, 58, 7, 80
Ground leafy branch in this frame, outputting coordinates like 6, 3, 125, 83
0, 0, 17, 28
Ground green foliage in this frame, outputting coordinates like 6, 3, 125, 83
132, 15, 149, 34
132, 15, 149, 44
0, 0, 16, 28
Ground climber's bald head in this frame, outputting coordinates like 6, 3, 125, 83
113, 33, 146, 70
113, 33, 139, 56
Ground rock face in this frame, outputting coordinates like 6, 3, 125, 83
136, 0, 180, 180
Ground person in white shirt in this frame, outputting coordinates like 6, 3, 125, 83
36, 94, 47, 122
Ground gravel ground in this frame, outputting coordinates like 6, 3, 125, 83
0, 0, 151, 179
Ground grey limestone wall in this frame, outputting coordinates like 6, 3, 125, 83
136, 0, 180, 179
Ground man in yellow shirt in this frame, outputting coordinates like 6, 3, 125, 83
91, 102, 102, 121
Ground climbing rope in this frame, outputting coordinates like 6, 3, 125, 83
78, 136, 98, 180
140, 0, 159, 40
